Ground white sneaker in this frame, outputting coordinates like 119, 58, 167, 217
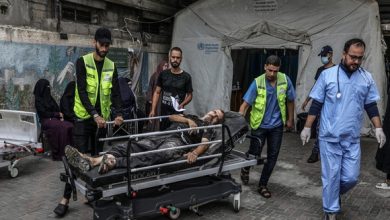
375, 182, 390, 189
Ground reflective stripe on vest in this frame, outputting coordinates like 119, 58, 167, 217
73, 53, 114, 120
250, 72, 287, 129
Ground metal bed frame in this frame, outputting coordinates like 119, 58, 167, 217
0, 110, 43, 178
62, 114, 262, 219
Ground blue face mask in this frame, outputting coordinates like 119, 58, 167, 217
321, 56, 329, 65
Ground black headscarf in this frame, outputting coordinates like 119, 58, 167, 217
60, 81, 76, 122
33, 79, 60, 119
118, 77, 136, 108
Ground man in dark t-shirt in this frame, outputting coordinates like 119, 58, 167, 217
149, 47, 193, 130
301, 45, 335, 163
65, 109, 225, 174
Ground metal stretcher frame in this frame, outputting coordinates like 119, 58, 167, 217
73, 150, 259, 198
105, 110, 144, 138
0, 110, 43, 178
99, 122, 227, 196
62, 114, 263, 218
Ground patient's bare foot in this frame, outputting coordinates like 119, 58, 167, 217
98, 154, 116, 174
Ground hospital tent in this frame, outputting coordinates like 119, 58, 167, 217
172, 0, 386, 135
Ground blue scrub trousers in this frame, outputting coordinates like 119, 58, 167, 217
319, 140, 361, 213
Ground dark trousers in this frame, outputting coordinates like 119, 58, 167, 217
107, 137, 184, 168
63, 182, 72, 200
41, 118, 73, 160
63, 118, 107, 200
247, 125, 284, 186
73, 118, 106, 156
311, 114, 321, 154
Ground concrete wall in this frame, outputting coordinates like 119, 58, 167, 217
0, 0, 31, 26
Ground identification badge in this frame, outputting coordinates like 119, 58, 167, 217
278, 88, 286, 94
104, 75, 111, 81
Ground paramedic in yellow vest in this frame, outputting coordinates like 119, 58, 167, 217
72, 27, 123, 156
53, 27, 123, 217
238, 55, 295, 199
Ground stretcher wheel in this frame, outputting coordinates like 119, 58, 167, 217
168, 208, 180, 220
9, 167, 19, 178
233, 193, 240, 212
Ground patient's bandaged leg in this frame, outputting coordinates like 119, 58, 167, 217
107, 135, 189, 168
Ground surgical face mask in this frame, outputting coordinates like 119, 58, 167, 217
321, 56, 329, 65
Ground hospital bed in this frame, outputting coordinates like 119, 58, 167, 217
0, 110, 43, 178
61, 111, 263, 219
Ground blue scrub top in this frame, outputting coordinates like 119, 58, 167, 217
309, 65, 380, 143
243, 75, 296, 129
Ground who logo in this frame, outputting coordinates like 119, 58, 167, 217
197, 42, 204, 50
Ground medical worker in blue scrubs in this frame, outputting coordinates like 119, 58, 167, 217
301, 38, 386, 220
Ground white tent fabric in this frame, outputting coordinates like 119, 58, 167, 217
172, 0, 386, 135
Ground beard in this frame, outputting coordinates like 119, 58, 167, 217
201, 115, 212, 124
170, 61, 180, 68
95, 47, 107, 58
343, 59, 359, 73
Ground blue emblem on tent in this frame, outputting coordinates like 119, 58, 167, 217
197, 42, 204, 50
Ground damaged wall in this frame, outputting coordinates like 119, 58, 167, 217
0, 0, 31, 26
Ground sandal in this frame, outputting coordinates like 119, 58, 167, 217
375, 182, 390, 189
258, 185, 271, 198
98, 154, 116, 174
240, 167, 250, 185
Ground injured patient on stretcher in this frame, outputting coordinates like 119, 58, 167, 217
65, 109, 225, 175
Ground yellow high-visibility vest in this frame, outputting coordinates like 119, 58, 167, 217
250, 72, 287, 129
74, 53, 114, 120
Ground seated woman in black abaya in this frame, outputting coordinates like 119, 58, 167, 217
34, 79, 74, 160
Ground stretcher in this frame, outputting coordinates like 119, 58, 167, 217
0, 110, 43, 178
61, 111, 263, 219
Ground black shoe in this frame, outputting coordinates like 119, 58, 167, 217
53, 203, 69, 217
323, 212, 337, 220
307, 152, 319, 163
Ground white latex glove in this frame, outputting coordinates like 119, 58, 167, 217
300, 127, 311, 146
375, 128, 386, 149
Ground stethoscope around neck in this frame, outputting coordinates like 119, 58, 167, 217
336, 65, 342, 99
336, 64, 370, 99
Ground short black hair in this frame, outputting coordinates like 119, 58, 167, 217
343, 38, 365, 53
94, 27, 112, 44
170, 47, 183, 55
265, 55, 281, 66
